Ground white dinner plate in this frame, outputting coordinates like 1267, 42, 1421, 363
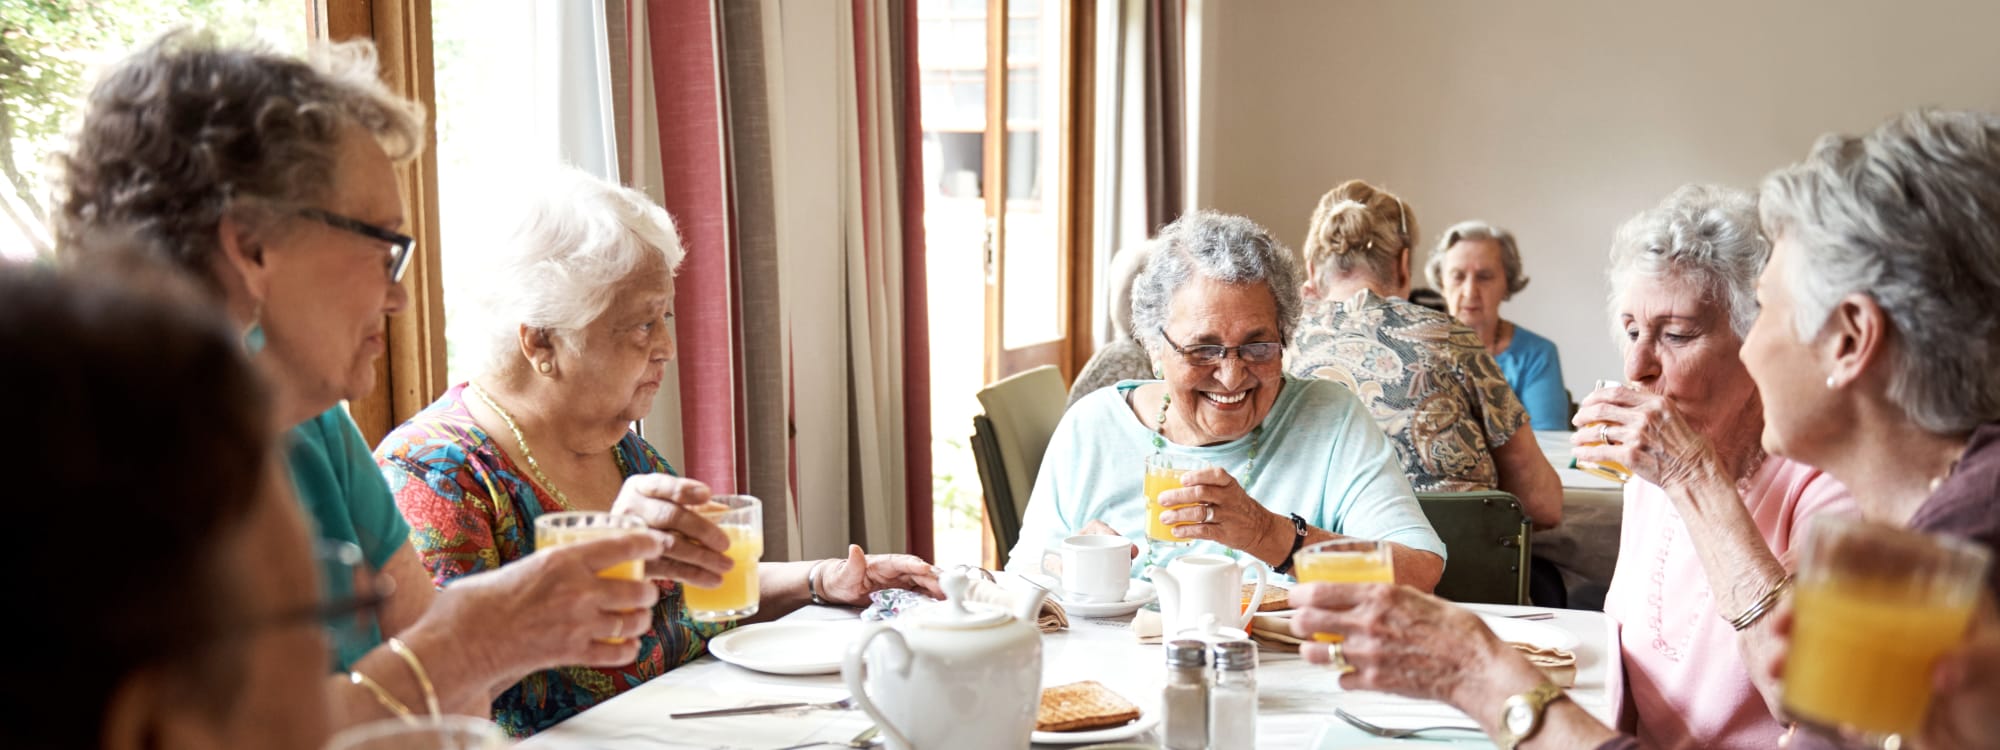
1031, 707, 1161, 744
1477, 613, 1582, 652
1056, 580, 1157, 618
707, 619, 863, 675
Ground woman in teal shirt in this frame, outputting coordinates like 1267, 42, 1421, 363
1428, 221, 1570, 430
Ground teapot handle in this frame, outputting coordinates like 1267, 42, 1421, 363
842, 625, 912, 749
1238, 561, 1269, 628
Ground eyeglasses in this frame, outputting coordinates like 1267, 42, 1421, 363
299, 208, 415, 283
223, 541, 389, 655
1160, 328, 1284, 366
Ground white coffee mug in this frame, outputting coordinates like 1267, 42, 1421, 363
1056, 534, 1131, 602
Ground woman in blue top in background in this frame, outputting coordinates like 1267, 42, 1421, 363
1429, 221, 1569, 430
1006, 210, 1446, 589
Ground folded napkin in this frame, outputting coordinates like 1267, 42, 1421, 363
965, 577, 1068, 632
1508, 642, 1577, 687
1248, 612, 1302, 651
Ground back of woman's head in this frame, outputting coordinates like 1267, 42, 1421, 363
0, 266, 272, 746
56, 29, 425, 294
1301, 179, 1416, 287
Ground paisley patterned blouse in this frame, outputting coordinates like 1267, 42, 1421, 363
1288, 289, 1530, 492
374, 383, 732, 736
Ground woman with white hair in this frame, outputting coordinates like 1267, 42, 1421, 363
375, 167, 941, 736
1429, 222, 1570, 430
1008, 210, 1445, 588
1067, 239, 1157, 406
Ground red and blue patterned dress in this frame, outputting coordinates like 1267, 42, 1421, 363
374, 383, 732, 736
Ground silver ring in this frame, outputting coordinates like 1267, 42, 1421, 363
1598, 424, 1611, 444
1204, 505, 1216, 524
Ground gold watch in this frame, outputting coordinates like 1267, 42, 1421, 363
1494, 681, 1567, 750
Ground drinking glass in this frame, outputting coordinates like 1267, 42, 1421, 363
1293, 539, 1395, 644
1575, 379, 1633, 483
323, 716, 508, 750
1781, 514, 1991, 740
685, 494, 764, 622
534, 512, 648, 642
1144, 454, 1211, 545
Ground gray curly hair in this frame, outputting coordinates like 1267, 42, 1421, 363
56, 30, 426, 292
1426, 221, 1530, 299
1606, 184, 1769, 339
1130, 210, 1303, 352
1759, 109, 2000, 434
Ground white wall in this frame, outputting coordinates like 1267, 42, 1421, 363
1193, 0, 2000, 400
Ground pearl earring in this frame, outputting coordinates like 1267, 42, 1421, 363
1825, 376, 1836, 389
537, 361, 553, 375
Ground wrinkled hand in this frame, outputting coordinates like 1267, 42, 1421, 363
820, 544, 946, 605
1289, 582, 1520, 705
1921, 601, 2000, 750
610, 473, 732, 587
437, 532, 665, 670
1157, 467, 1284, 559
1571, 384, 1721, 491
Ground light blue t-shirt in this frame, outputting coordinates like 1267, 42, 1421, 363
1495, 324, 1568, 431
289, 406, 412, 671
1005, 376, 1444, 579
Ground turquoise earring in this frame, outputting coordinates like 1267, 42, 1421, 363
243, 323, 266, 353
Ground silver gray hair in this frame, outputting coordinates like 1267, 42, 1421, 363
460, 166, 685, 376
1426, 220, 1529, 298
1108, 239, 1156, 341
1130, 210, 1303, 352
1759, 109, 2000, 434
1606, 184, 1768, 339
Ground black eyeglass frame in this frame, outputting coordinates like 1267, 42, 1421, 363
299, 208, 415, 283
1159, 327, 1284, 366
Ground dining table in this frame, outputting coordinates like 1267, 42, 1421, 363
518, 585, 1625, 749
1528, 430, 1626, 604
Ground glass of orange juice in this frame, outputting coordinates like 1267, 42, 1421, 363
685, 494, 764, 622
1781, 514, 1991, 741
1293, 539, 1395, 645
535, 511, 649, 643
1574, 379, 1633, 483
1144, 454, 1211, 545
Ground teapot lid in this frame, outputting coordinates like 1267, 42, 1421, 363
911, 569, 1010, 629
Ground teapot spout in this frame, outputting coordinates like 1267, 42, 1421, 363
1013, 585, 1049, 624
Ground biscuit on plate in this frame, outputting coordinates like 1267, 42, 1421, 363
1037, 680, 1141, 732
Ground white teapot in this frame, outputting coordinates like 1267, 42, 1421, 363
842, 569, 1046, 750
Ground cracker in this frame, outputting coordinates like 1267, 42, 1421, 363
1243, 583, 1290, 611
1036, 680, 1142, 733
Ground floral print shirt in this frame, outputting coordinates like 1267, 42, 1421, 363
375, 383, 732, 736
1288, 289, 1530, 492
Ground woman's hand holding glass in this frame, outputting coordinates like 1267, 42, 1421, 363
610, 473, 736, 587
434, 531, 666, 669
1153, 466, 1288, 561
1571, 383, 1725, 492
1289, 581, 1523, 700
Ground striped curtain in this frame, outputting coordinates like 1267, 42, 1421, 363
616, 0, 932, 562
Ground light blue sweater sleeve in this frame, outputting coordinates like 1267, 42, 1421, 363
1497, 325, 1569, 431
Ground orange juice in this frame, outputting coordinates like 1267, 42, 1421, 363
535, 526, 647, 582
1782, 579, 1976, 735
685, 526, 763, 620
1144, 466, 1186, 542
1294, 541, 1395, 643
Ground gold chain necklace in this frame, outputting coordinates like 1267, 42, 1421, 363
468, 382, 623, 509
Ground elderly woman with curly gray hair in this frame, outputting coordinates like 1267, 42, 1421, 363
1006, 210, 1445, 589
1286, 109, 2000, 750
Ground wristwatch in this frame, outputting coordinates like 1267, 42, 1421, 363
1270, 513, 1310, 575
1494, 681, 1567, 749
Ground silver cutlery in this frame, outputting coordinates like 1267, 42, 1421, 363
1505, 612, 1556, 620
1334, 707, 1485, 739
770, 725, 881, 749
669, 696, 858, 720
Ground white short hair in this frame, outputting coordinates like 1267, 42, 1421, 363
1606, 184, 1767, 339
1759, 109, 2000, 433
460, 166, 684, 376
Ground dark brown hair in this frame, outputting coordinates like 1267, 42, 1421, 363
0, 263, 273, 746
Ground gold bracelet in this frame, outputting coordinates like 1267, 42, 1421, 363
386, 637, 442, 718
1726, 573, 1794, 631
348, 669, 418, 724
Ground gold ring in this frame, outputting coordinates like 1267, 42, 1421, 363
1329, 642, 1352, 673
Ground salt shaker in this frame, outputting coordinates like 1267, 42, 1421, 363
1208, 641, 1257, 749
1162, 639, 1209, 750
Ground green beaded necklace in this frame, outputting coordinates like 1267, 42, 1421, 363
1151, 387, 1262, 487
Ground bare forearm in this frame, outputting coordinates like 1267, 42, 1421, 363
744, 561, 817, 624
1495, 427, 1565, 529
1663, 472, 1790, 706
328, 626, 505, 728
1390, 546, 1444, 592
1446, 650, 1620, 750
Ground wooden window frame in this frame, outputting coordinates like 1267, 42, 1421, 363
314, 0, 448, 444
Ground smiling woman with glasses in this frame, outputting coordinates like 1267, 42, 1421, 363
1006, 210, 1446, 591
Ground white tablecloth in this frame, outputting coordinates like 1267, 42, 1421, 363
520, 601, 1623, 749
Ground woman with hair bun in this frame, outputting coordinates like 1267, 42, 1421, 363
1289, 180, 1562, 528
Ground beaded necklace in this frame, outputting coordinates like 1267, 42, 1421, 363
468, 382, 629, 510
1151, 388, 1263, 487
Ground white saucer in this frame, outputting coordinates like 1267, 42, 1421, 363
707, 619, 864, 675
1476, 613, 1582, 651
1057, 580, 1157, 618
1032, 707, 1161, 744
